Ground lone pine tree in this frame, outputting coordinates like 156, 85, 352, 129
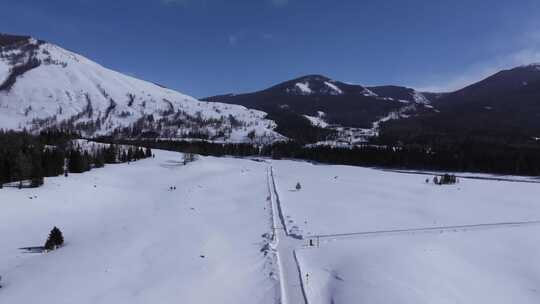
44, 226, 64, 250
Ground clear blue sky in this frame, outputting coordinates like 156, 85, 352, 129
2, 0, 540, 97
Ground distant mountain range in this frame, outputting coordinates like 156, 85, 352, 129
205, 66, 540, 145
2, 33, 540, 146
203, 75, 435, 144
380, 64, 540, 144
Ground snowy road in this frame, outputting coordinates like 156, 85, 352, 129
266, 167, 307, 304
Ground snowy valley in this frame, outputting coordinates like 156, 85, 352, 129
1, 149, 540, 304
2, 0, 540, 303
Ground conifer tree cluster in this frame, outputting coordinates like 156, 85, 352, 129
67, 145, 152, 173
119, 146, 150, 163
0, 130, 65, 187
44, 226, 64, 251
0, 130, 153, 188
103, 136, 540, 176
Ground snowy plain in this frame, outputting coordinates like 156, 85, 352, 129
297, 227, 540, 304
0, 150, 278, 304
270, 159, 540, 304
271, 160, 540, 236
2, 151, 540, 304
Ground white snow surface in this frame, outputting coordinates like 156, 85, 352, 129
323, 81, 343, 95
295, 82, 313, 95
0, 151, 279, 304
271, 160, 540, 235
361, 87, 378, 97
3, 151, 540, 304
298, 227, 540, 304
0, 60, 9, 84
413, 90, 430, 104
303, 114, 328, 128
0, 38, 283, 143
269, 160, 540, 304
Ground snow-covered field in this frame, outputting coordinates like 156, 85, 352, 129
270, 159, 540, 304
271, 160, 540, 236
0, 150, 277, 304
2, 152, 540, 304
297, 227, 540, 304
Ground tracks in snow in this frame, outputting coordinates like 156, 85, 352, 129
266, 167, 307, 304
265, 165, 540, 304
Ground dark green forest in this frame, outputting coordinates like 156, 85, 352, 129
106, 136, 540, 176
0, 130, 152, 188
3, 126, 539, 189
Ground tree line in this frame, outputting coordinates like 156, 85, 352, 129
106, 137, 540, 176
0, 130, 152, 188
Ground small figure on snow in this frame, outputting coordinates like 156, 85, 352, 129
295, 182, 302, 191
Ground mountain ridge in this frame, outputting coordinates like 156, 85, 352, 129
0, 33, 284, 143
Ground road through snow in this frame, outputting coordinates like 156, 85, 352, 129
267, 167, 307, 304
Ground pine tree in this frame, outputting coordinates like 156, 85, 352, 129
30, 151, 44, 187
127, 148, 133, 162
68, 150, 84, 173
104, 145, 117, 164
296, 182, 302, 190
44, 226, 64, 250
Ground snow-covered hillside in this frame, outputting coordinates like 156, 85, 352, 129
0, 34, 283, 143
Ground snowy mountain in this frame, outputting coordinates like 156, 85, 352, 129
203, 74, 435, 144
0, 34, 283, 143
274, 74, 378, 97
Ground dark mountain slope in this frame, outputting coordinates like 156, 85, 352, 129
379, 64, 540, 143
203, 75, 433, 143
